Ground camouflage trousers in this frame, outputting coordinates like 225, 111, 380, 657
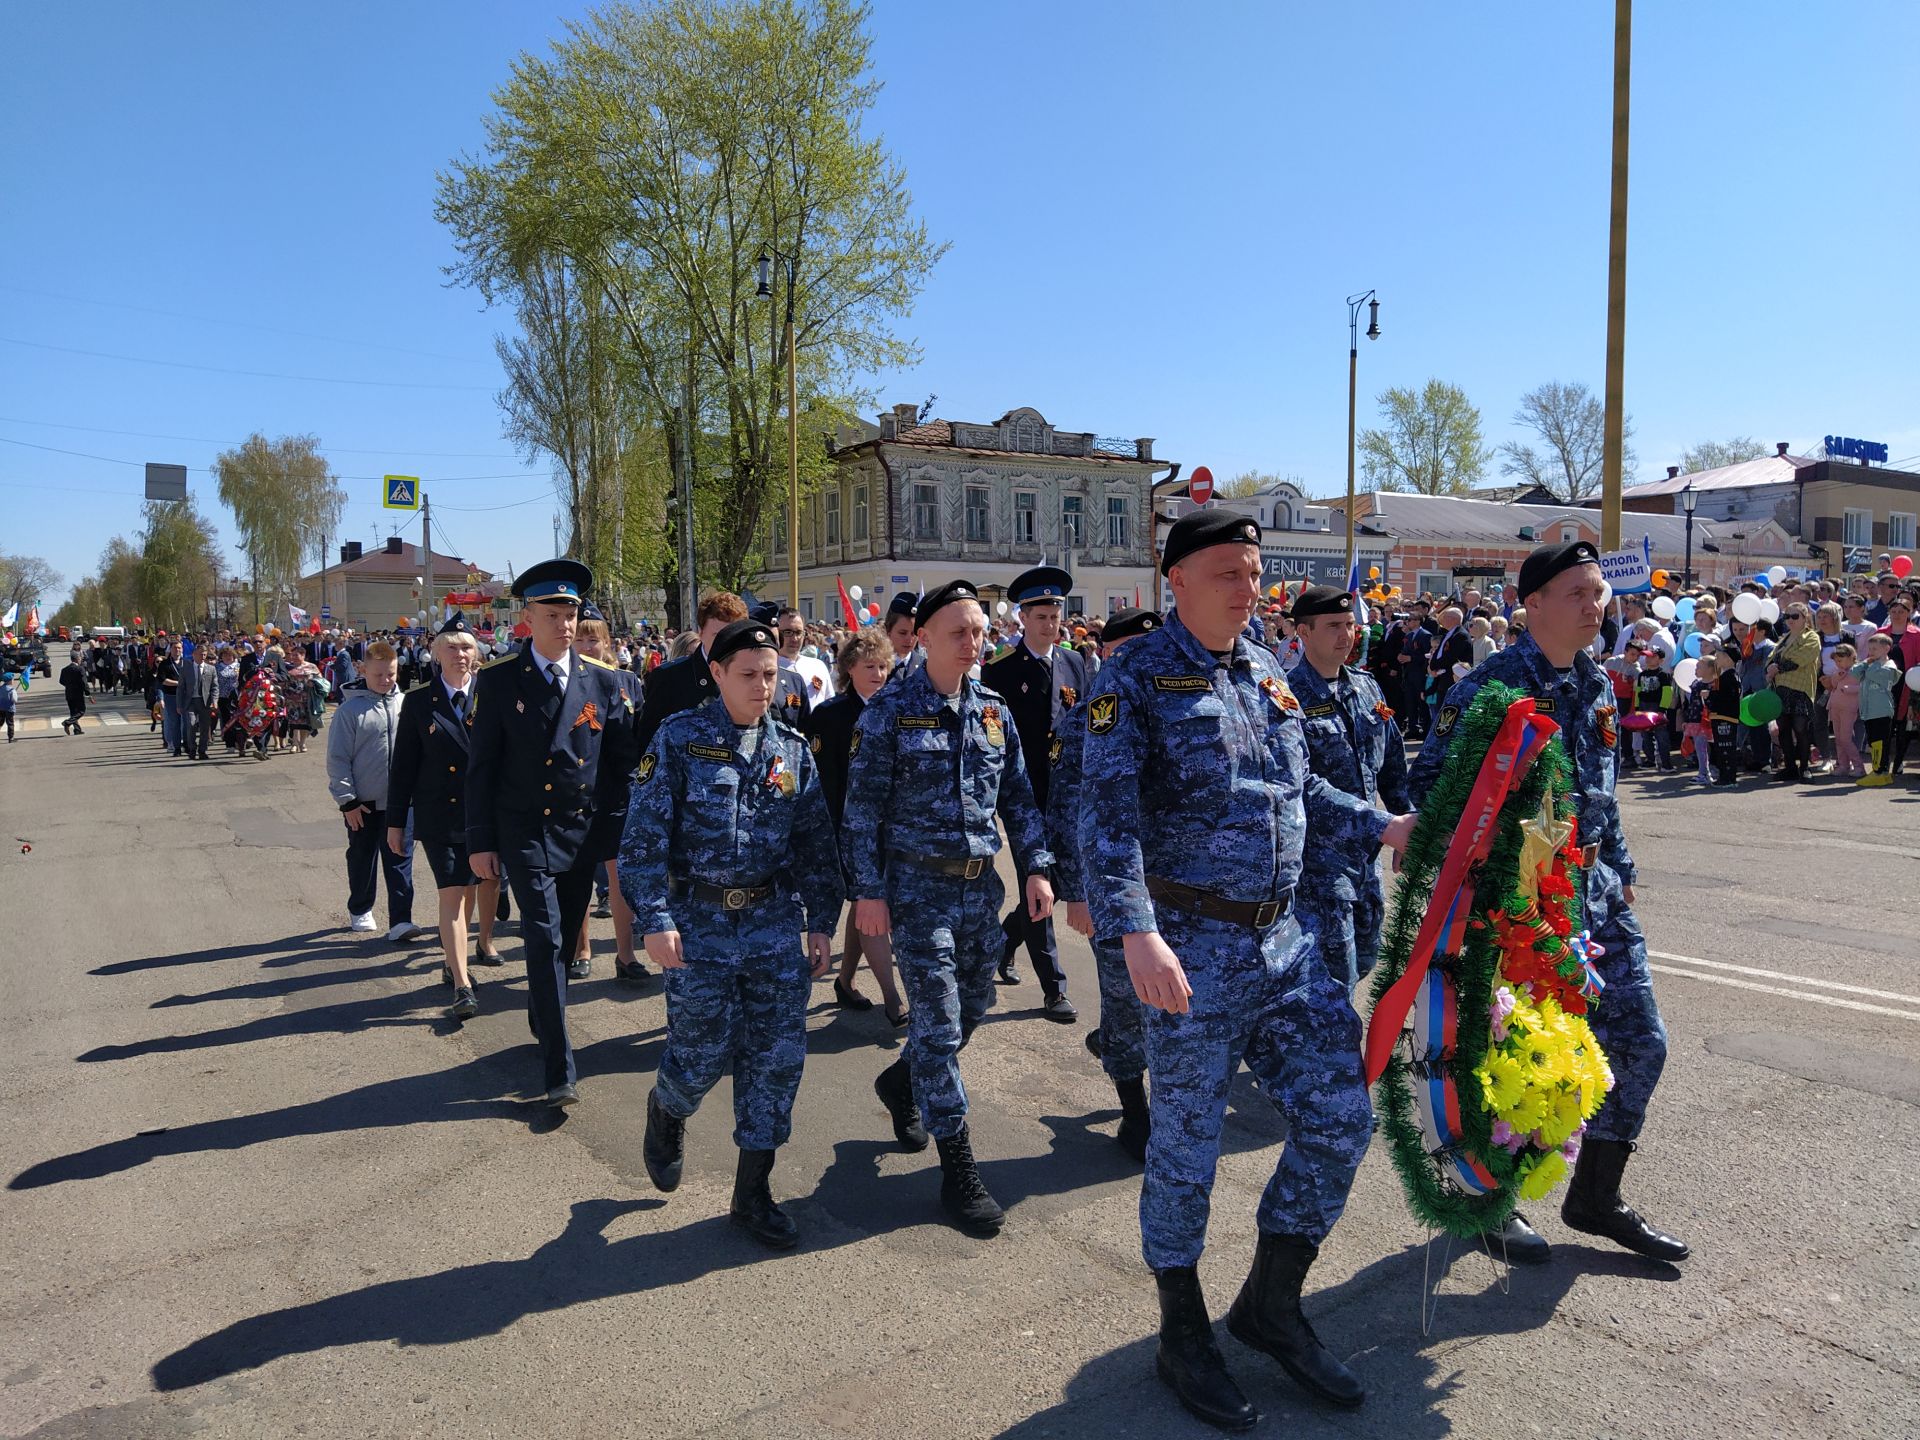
1140, 909, 1371, 1270
1092, 936, 1147, 1083
889, 865, 1006, 1141
654, 903, 811, 1152
1583, 869, 1668, 1144
1293, 868, 1386, 991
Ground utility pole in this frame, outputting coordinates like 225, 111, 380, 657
1600, 0, 1632, 553
422, 490, 433, 629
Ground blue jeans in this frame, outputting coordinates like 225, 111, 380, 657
161, 691, 188, 752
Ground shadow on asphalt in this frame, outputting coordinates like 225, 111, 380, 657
92, 929, 352, 976
994, 1238, 1680, 1438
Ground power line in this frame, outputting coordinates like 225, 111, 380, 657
0, 414, 521, 460
0, 336, 495, 391
0, 433, 530, 483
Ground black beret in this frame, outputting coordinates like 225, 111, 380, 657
708, 618, 778, 666
1517, 540, 1601, 600
1289, 584, 1355, 621
513, 557, 593, 603
1160, 509, 1262, 576
577, 600, 606, 624
1103, 607, 1161, 643
435, 612, 473, 637
748, 600, 780, 625
1009, 565, 1073, 606
886, 591, 918, 619
914, 579, 980, 628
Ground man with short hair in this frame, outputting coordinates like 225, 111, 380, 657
776, 606, 835, 706
325, 642, 419, 942
636, 590, 749, 753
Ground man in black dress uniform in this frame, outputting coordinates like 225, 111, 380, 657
979, 565, 1083, 1022
635, 591, 749, 754
467, 560, 641, 1107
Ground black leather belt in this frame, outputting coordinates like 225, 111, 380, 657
1147, 876, 1294, 929
892, 852, 990, 880
670, 877, 775, 911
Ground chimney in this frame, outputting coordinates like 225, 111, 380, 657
893, 402, 919, 429
384, 536, 404, 556
877, 409, 896, 441
1666, 466, 1679, 479
1776, 442, 1789, 457
340, 541, 363, 564
1135, 438, 1155, 461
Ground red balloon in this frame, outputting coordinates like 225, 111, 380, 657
1894, 554, 1914, 579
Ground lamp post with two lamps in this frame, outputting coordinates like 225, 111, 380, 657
756, 250, 801, 608
1345, 290, 1380, 585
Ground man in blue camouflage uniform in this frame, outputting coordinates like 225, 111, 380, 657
842, 580, 1055, 1235
1048, 606, 1162, 1163
1081, 511, 1415, 1430
618, 618, 842, 1249
1286, 585, 1411, 992
1411, 540, 1689, 1268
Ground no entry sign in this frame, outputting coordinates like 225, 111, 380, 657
1189, 466, 1214, 505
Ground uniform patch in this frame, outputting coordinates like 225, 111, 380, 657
1152, 674, 1212, 693
636, 752, 657, 786
809, 734, 822, 754
1088, 693, 1119, 734
848, 730, 861, 756
898, 715, 940, 729
1435, 703, 1460, 736
686, 742, 734, 762
1533, 697, 1557, 715
1049, 734, 1063, 765
1302, 702, 1337, 717
1595, 704, 1618, 749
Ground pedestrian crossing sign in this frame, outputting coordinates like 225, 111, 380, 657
383, 475, 420, 511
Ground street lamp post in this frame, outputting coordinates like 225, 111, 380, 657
1345, 290, 1381, 586
1681, 482, 1697, 588
756, 250, 801, 609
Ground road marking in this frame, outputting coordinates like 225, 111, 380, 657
100, 713, 129, 726
1647, 950, 1919, 1006
1648, 965, 1920, 1021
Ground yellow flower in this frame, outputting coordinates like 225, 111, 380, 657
1503, 1091, 1551, 1135
1517, 1151, 1568, 1200
1481, 1054, 1529, 1112
1539, 1090, 1585, 1149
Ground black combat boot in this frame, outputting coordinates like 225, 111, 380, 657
934, 1125, 1004, 1234
873, 1056, 929, 1151
642, 1089, 685, 1193
1483, 1209, 1551, 1265
1154, 1265, 1257, 1432
1225, 1231, 1364, 1409
1561, 1138, 1690, 1262
729, 1148, 799, 1250
1114, 1076, 1151, 1164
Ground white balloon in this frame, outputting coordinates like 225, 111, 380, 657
1730, 593, 1762, 624
1758, 598, 1780, 624
848, 585, 862, 602
1672, 658, 1698, 690
1766, 565, 1788, 586
995, 600, 1009, 616
1598, 580, 1613, 608
1907, 665, 1920, 692
1651, 595, 1677, 620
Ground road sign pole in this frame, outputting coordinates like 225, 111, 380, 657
422, 491, 432, 628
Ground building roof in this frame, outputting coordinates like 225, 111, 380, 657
302, 542, 491, 586
1621, 452, 1817, 499
834, 410, 1164, 466
1355, 491, 1708, 549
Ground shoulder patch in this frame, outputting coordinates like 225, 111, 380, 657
897, 715, 940, 729
579, 653, 617, 671
1088, 693, 1120, 735
686, 742, 734, 763
636, 752, 657, 785
1435, 703, 1460, 736
1152, 674, 1212, 693
481, 653, 516, 670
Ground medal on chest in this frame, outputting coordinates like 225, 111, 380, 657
981, 703, 1006, 748
767, 753, 797, 796
1060, 684, 1076, 708
1259, 675, 1300, 715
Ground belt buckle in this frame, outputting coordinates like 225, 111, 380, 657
723, 887, 749, 911
962, 857, 985, 881
1252, 900, 1280, 928
1579, 843, 1600, 869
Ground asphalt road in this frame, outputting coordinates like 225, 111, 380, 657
2, 682, 1916, 1439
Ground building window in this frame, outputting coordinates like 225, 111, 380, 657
1559, 524, 1580, 543
1014, 491, 1036, 545
1062, 495, 1084, 548
1844, 508, 1873, 548
1107, 495, 1129, 548
1417, 572, 1451, 599
853, 483, 869, 542
1888, 512, 1917, 551
1275, 502, 1292, 530
825, 490, 841, 546
966, 485, 990, 543
772, 505, 786, 556
914, 483, 940, 541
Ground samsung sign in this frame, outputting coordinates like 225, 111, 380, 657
1825, 434, 1889, 464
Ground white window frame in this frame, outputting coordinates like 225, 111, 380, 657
853, 483, 869, 542
965, 485, 991, 544
1417, 571, 1452, 599
1106, 495, 1129, 548
1014, 490, 1037, 544
914, 483, 940, 541
1062, 494, 1084, 548
825, 490, 841, 546
1843, 507, 1873, 548
1887, 511, 1916, 551
1559, 523, 1580, 543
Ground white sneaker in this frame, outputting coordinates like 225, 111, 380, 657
349, 912, 378, 933
387, 922, 421, 943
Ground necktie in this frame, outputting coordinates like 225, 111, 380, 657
547, 663, 565, 701
451, 690, 467, 717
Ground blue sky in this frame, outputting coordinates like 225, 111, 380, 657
4, 0, 1916, 611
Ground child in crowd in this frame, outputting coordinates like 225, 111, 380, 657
1822, 643, 1865, 780
1605, 638, 1641, 706
0, 670, 17, 742
1628, 645, 1675, 772
1681, 659, 1713, 782
1856, 632, 1902, 788
1707, 653, 1744, 786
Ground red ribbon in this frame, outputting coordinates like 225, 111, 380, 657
1363, 698, 1559, 1085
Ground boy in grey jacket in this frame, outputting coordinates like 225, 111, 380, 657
325, 642, 420, 940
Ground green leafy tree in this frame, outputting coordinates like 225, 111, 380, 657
213, 434, 345, 624
1219, 471, 1306, 500
1498, 380, 1633, 504
135, 499, 222, 631
0, 552, 61, 614
436, 0, 945, 596
1360, 380, 1490, 496
1678, 437, 1768, 474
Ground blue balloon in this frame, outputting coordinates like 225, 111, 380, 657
1682, 631, 1705, 658
1753, 572, 1772, 587
1675, 598, 1696, 624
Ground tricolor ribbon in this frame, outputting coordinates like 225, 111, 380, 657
1568, 930, 1606, 1001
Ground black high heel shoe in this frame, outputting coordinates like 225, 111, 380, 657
833, 978, 874, 1011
